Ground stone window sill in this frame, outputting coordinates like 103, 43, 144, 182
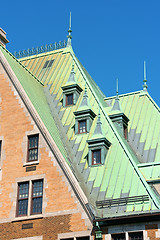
12, 214, 43, 222
23, 161, 39, 167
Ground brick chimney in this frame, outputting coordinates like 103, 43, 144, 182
0, 28, 9, 48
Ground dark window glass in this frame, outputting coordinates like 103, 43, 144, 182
129, 232, 143, 240
43, 59, 54, 69
48, 59, 54, 67
92, 149, 101, 165
31, 180, 43, 214
66, 94, 73, 106
60, 239, 74, 240
28, 135, 39, 162
17, 182, 29, 216
112, 233, 125, 240
43, 60, 49, 68
124, 125, 128, 139
78, 120, 87, 133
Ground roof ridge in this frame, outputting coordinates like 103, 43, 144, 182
145, 92, 160, 113
71, 50, 160, 209
13, 40, 67, 59
105, 90, 142, 100
0, 44, 44, 86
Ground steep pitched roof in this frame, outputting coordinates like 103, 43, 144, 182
4, 44, 160, 218
105, 91, 160, 184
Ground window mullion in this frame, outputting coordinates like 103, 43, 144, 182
28, 181, 32, 216
126, 232, 129, 240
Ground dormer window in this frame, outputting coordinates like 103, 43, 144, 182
74, 109, 96, 135
87, 137, 111, 167
62, 84, 82, 107
61, 63, 83, 107
109, 113, 129, 140
66, 93, 73, 106
78, 120, 87, 134
92, 149, 101, 165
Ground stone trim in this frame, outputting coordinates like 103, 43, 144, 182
9, 174, 47, 222
12, 236, 43, 240
22, 129, 42, 167
58, 230, 91, 239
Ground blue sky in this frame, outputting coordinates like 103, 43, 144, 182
1, 0, 160, 106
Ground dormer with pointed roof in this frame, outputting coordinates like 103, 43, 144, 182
109, 79, 129, 139
87, 108, 111, 166
61, 62, 83, 107
74, 82, 96, 134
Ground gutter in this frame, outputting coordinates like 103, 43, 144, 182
94, 211, 160, 226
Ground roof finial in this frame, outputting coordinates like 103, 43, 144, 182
116, 78, 119, 99
67, 12, 72, 47
143, 61, 148, 91
93, 103, 103, 136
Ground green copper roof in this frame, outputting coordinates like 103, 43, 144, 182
2, 44, 160, 218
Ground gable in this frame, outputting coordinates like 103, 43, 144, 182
0, 47, 92, 232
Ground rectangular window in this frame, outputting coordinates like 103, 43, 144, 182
17, 182, 29, 216
28, 135, 39, 162
66, 93, 73, 106
112, 233, 125, 240
17, 180, 43, 217
129, 232, 143, 240
92, 149, 101, 165
78, 120, 87, 133
31, 180, 43, 214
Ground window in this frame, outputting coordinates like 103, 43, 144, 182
28, 135, 39, 162
17, 180, 43, 217
129, 232, 143, 240
66, 93, 73, 106
17, 182, 29, 216
92, 149, 101, 165
111, 232, 143, 240
112, 234, 125, 240
43, 59, 54, 68
78, 120, 87, 133
31, 180, 43, 214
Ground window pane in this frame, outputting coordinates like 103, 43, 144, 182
66, 94, 73, 105
92, 150, 101, 164
18, 182, 29, 216
18, 199, 28, 215
33, 180, 43, 197
32, 197, 42, 214
79, 120, 86, 133
112, 233, 125, 240
19, 182, 29, 199
129, 232, 143, 240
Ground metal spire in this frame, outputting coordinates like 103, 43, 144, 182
111, 78, 122, 112
116, 78, 119, 100
143, 61, 148, 91
93, 104, 103, 136
67, 12, 72, 47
